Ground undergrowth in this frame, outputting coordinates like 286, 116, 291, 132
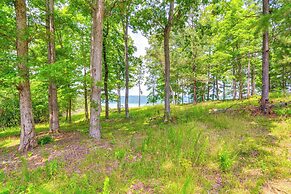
0, 95, 290, 193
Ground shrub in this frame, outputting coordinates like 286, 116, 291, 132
37, 135, 53, 145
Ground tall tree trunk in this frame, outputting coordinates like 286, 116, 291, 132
123, 16, 129, 118
247, 52, 251, 98
192, 63, 197, 104
138, 81, 141, 107
163, 1, 174, 122
66, 107, 68, 121
232, 64, 237, 100
202, 84, 205, 102
84, 65, 89, 120
207, 65, 210, 101
68, 98, 72, 123
103, 23, 109, 119
46, 0, 59, 133
261, 0, 270, 113
251, 62, 256, 95
16, 0, 36, 152
193, 79, 197, 104
181, 83, 184, 104
89, 0, 103, 139
212, 77, 215, 100
223, 81, 226, 100
216, 77, 219, 100
238, 60, 243, 100
117, 85, 121, 113
152, 86, 155, 105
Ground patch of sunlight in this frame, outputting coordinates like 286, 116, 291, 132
161, 160, 174, 172
119, 126, 129, 131
41, 181, 60, 193
0, 137, 19, 148
271, 118, 291, 138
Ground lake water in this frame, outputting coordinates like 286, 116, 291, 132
106, 95, 150, 109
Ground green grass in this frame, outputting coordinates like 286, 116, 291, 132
0, 95, 290, 193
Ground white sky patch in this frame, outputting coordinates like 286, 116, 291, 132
126, 29, 150, 96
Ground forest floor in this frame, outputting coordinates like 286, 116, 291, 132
0, 94, 290, 193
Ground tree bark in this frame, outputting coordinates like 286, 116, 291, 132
68, 98, 72, 123
223, 81, 226, 100
261, 0, 270, 113
46, 0, 60, 133
192, 62, 197, 104
251, 61, 256, 95
84, 65, 89, 120
207, 65, 210, 101
103, 22, 109, 119
16, 0, 36, 152
138, 80, 141, 107
247, 52, 251, 98
89, 0, 103, 139
212, 76, 215, 100
117, 85, 121, 113
202, 84, 205, 102
216, 77, 219, 100
123, 15, 129, 118
193, 79, 197, 104
163, 1, 174, 122
232, 64, 237, 100
238, 59, 243, 100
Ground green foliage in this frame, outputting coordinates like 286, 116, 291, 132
45, 160, 60, 179
37, 135, 53, 146
102, 177, 110, 194
114, 149, 126, 161
218, 147, 236, 172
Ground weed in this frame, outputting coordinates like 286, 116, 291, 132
37, 135, 53, 145
218, 148, 236, 172
114, 149, 126, 161
102, 177, 110, 194
45, 160, 60, 179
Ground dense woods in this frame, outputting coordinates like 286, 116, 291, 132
0, 0, 290, 192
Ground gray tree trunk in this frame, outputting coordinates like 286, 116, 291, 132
89, 0, 103, 139
247, 52, 251, 98
68, 98, 72, 123
232, 64, 237, 100
238, 60, 243, 100
207, 65, 210, 100
103, 23, 109, 119
138, 81, 141, 107
261, 0, 270, 113
117, 85, 121, 113
84, 65, 89, 120
123, 16, 130, 118
163, 1, 174, 122
216, 77, 219, 100
16, 0, 36, 152
223, 81, 226, 100
46, 0, 60, 133
251, 62, 256, 96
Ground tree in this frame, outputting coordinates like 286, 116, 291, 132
46, 0, 60, 133
89, 0, 104, 139
261, 0, 270, 113
15, 0, 36, 152
163, 1, 174, 122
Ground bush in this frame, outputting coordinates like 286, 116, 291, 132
37, 135, 54, 145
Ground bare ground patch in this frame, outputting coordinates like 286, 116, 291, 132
0, 131, 112, 173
